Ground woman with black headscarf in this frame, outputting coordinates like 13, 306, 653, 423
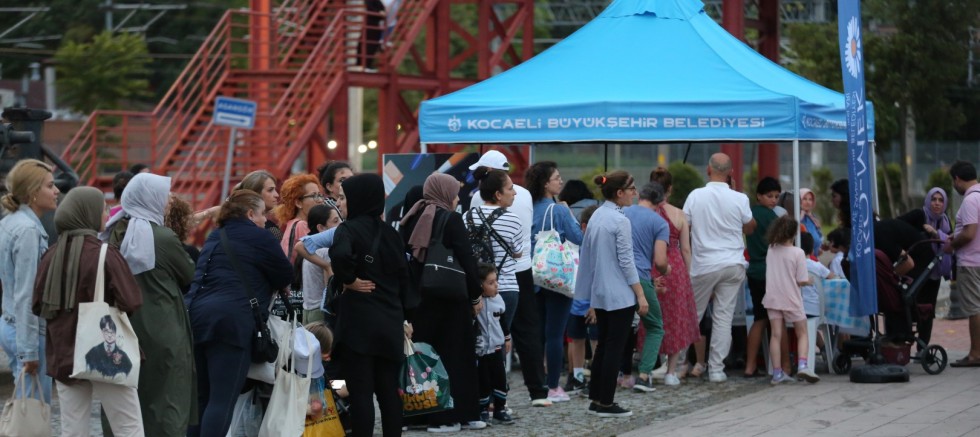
329, 173, 411, 437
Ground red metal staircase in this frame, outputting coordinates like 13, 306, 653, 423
59, 0, 390, 209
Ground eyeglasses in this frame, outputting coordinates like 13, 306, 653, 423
625, 186, 637, 192
301, 193, 325, 200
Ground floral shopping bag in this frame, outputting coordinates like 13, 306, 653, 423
531, 204, 579, 297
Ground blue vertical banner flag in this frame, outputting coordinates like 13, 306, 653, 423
837, 0, 877, 316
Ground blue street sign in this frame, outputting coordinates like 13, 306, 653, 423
214, 96, 257, 129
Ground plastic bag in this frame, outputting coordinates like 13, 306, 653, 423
399, 341, 454, 417
225, 389, 262, 437
302, 383, 344, 437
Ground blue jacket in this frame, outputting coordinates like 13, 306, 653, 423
0, 206, 48, 362
532, 198, 584, 247
186, 218, 292, 347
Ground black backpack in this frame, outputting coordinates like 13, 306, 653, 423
465, 207, 515, 270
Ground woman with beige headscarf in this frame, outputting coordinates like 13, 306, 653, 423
103, 173, 197, 437
32, 186, 145, 436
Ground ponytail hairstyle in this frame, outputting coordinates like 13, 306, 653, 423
2, 159, 53, 213
317, 161, 353, 196
306, 204, 335, 236
474, 166, 510, 203
525, 161, 558, 202
235, 170, 276, 194
649, 167, 672, 193
218, 190, 265, 226
593, 170, 633, 200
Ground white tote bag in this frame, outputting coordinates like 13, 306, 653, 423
0, 371, 51, 437
246, 310, 292, 384
258, 321, 312, 437
531, 204, 580, 298
70, 244, 141, 388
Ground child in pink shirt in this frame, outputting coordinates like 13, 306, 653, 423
764, 216, 819, 384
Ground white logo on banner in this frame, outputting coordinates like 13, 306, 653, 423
845, 17, 862, 79
448, 115, 461, 132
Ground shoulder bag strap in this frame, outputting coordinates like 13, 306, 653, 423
94, 244, 109, 303
545, 203, 557, 231
364, 224, 384, 264
480, 207, 514, 270
287, 221, 299, 260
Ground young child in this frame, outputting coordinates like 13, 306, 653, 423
746, 176, 784, 377
800, 233, 835, 381
304, 321, 349, 435
763, 216, 819, 384
826, 228, 850, 279
474, 263, 514, 425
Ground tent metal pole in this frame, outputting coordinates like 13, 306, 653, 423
604, 143, 608, 171
421, 143, 428, 154
793, 139, 801, 247
871, 141, 879, 212
529, 143, 535, 164
683, 143, 692, 164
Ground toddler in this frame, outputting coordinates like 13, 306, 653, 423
826, 228, 850, 279
474, 263, 513, 425
763, 216, 819, 384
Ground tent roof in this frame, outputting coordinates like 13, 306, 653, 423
419, 0, 875, 144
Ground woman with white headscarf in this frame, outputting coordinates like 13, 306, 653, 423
103, 173, 196, 437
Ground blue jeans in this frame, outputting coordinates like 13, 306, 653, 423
1, 319, 52, 403
537, 289, 572, 389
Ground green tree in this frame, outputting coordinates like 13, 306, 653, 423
55, 32, 151, 113
666, 161, 703, 208
876, 162, 903, 219
926, 167, 954, 200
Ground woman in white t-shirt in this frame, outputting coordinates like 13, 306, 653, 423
301, 205, 342, 323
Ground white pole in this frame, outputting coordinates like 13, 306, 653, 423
420, 143, 428, 154
793, 139, 801, 247
529, 143, 535, 164
221, 127, 237, 201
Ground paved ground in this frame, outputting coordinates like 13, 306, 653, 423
1, 280, 974, 436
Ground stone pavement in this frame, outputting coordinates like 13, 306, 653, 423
624, 358, 980, 437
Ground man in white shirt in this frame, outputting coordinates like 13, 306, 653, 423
682, 153, 756, 382
468, 150, 550, 405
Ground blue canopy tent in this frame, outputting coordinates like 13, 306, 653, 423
419, 0, 875, 144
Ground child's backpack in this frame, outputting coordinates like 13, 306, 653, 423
465, 207, 515, 270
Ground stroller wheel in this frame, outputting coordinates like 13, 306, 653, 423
833, 355, 852, 375
921, 345, 948, 375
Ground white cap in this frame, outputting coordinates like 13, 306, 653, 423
468, 150, 510, 171
292, 329, 324, 378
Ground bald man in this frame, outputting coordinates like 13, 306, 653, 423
682, 153, 756, 383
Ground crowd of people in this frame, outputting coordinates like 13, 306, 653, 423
1, 151, 979, 435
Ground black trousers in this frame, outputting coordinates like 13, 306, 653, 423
477, 349, 508, 411
916, 277, 941, 345
339, 344, 402, 437
413, 297, 480, 425
513, 269, 549, 400
590, 307, 634, 406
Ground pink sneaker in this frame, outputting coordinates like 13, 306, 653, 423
619, 374, 636, 389
547, 387, 570, 402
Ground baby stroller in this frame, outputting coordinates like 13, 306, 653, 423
835, 240, 948, 377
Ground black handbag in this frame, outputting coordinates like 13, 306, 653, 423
220, 229, 280, 364
420, 212, 467, 300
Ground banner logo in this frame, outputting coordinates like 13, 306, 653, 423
448, 115, 461, 132
844, 17, 862, 79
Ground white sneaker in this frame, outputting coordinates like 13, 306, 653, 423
530, 398, 553, 407
651, 360, 668, 380
427, 423, 461, 433
771, 373, 794, 385
461, 420, 487, 430
663, 373, 681, 386
708, 370, 727, 383
796, 367, 820, 383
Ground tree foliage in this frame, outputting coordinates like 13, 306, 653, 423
666, 161, 703, 208
55, 32, 151, 113
811, 167, 836, 227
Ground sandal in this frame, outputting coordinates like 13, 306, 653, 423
689, 363, 706, 378
950, 356, 980, 368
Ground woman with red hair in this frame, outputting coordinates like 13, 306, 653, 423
275, 174, 326, 261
